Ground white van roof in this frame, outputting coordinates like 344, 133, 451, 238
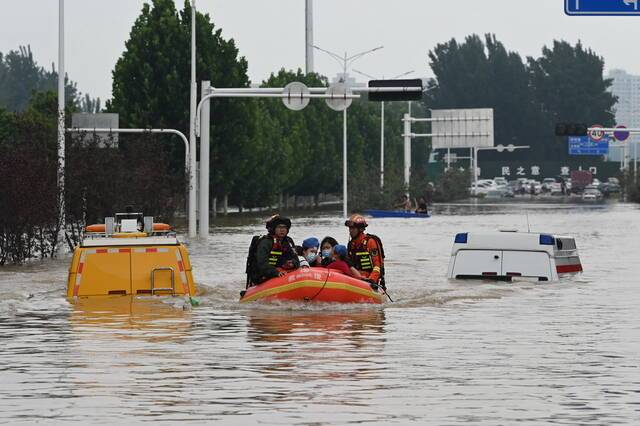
452, 231, 557, 255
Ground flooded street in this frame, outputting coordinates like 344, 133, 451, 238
1, 201, 640, 424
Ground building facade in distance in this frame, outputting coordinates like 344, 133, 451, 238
607, 69, 640, 163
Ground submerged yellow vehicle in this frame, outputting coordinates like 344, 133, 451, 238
66, 212, 196, 298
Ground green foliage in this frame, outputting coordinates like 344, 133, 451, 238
432, 169, 470, 202
80, 94, 101, 113
0, 94, 59, 264
426, 34, 542, 163
0, 92, 185, 264
0, 45, 84, 112
110, 0, 252, 192
425, 35, 616, 164
528, 40, 617, 160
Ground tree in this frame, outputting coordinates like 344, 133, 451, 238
80, 94, 101, 113
256, 69, 342, 201
109, 0, 253, 193
0, 45, 81, 112
425, 35, 616, 165
528, 40, 617, 160
425, 34, 541, 163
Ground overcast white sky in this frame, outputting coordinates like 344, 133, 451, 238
2, 0, 639, 101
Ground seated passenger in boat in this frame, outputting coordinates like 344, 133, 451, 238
326, 245, 362, 278
319, 236, 339, 266
247, 215, 299, 286
415, 197, 428, 214
295, 246, 310, 268
394, 194, 412, 212
300, 237, 320, 267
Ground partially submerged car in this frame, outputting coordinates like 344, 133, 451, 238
447, 231, 582, 282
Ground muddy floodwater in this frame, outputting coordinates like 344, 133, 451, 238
1, 201, 639, 424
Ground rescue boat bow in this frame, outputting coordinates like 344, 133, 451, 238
240, 267, 383, 304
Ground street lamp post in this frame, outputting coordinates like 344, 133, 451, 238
312, 45, 383, 218
188, 0, 197, 238
57, 0, 66, 252
352, 69, 414, 190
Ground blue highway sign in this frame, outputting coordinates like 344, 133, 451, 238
568, 136, 609, 155
566, 0, 640, 16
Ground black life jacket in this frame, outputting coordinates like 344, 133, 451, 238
245, 235, 295, 287
268, 237, 295, 267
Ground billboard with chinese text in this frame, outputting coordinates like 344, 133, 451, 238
431, 108, 494, 149
470, 160, 620, 180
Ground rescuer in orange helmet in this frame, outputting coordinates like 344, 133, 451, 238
344, 214, 386, 288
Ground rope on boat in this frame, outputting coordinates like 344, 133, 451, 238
305, 268, 331, 302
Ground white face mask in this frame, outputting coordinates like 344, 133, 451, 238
305, 253, 317, 263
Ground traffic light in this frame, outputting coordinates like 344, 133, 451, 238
368, 79, 423, 102
555, 122, 588, 137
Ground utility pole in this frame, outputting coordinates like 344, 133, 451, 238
353, 69, 414, 189
313, 45, 383, 217
188, 0, 197, 238
199, 81, 210, 238
305, 0, 314, 73
403, 113, 411, 196
57, 0, 66, 252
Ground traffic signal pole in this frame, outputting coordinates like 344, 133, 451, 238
188, 0, 197, 238
589, 127, 640, 179
57, 0, 66, 253
403, 113, 411, 196
194, 84, 421, 239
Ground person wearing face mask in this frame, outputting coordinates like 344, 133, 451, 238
300, 237, 320, 267
319, 236, 339, 267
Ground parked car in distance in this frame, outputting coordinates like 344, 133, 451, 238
469, 181, 492, 196
582, 185, 603, 201
493, 177, 508, 186
485, 186, 515, 198
550, 182, 563, 195
542, 178, 556, 192
525, 179, 542, 195
599, 181, 621, 196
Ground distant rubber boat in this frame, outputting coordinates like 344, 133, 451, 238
240, 267, 383, 304
365, 209, 431, 218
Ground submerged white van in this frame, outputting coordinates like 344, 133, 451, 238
447, 231, 582, 282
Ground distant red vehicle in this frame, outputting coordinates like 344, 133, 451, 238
570, 170, 593, 193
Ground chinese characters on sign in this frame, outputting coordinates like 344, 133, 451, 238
568, 136, 609, 155
500, 166, 542, 177
500, 166, 597, 177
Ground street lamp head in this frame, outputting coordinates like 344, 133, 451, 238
392, 70, 415, 79
352, 68, 377, 80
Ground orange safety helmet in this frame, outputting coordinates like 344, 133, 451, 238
344, 214, 368, 228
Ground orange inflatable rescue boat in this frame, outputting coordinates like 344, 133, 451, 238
239, 267, 384, 304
